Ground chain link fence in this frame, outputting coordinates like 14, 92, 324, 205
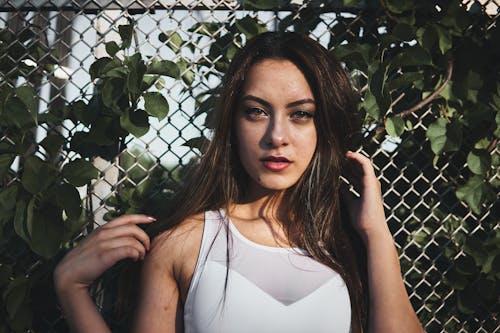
0, 0, 498, 332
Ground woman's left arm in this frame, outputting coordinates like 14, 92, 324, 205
341, 151, 424, 333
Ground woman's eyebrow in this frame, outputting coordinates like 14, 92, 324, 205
286, 98, 315, 108
241, 95, 315, 108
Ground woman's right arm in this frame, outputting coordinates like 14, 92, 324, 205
53, 214, 156, 333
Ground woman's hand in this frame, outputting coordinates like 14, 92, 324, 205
340, 151, 390, 244
54, 214, 155, 294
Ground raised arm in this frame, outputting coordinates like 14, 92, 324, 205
130, 229, 184, 332
341, 151, 424, 333
53, 214, 155, 333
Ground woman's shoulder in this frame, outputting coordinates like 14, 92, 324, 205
147, 212, 206, 269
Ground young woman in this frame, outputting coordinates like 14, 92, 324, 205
54, 32, 424, 333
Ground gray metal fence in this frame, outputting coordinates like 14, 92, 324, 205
0, 0, 498, 332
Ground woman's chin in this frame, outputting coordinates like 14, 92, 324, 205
252, 180, 297, 193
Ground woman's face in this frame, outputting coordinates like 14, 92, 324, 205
234, 59, 318, 196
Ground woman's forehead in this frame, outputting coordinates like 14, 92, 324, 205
240, 59, 314, 104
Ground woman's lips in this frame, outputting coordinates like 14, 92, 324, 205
262, 161, 291, 171
261, 156, 291, 171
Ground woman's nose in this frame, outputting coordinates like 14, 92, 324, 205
265, 116, 289, 147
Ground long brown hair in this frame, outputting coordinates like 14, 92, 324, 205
149, 32, 367, 331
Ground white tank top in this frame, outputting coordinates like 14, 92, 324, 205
183, 210, 351, 333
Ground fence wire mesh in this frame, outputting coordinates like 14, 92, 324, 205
0, 0, 498, 332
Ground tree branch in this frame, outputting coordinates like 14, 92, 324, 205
370, 61, 453, 136
399, 61, 453, 119
487, 138, 498, 153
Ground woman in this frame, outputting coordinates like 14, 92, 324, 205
54, 32, 423, 332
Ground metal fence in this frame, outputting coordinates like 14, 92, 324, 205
0, 0, 498, 332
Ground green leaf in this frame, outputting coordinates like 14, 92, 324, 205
40, 133, 64, 157
25, 196, 36, 238
385, 115, 405, 137
126, 54, 147, 94
463, 236, 487, 265
147, 59, 180, 78
384, 0, 414, 14
142, 75, 159, 91
492, 255, 500, 279
392, 23, 415, 41
3, 96, 35, 128
435, 25, 452, 54
159, 31, 183, 52
426, 118, 462, 155
454, 70, 483, 103
369, 65, 391, 117
118, 24, 133, 49
495, 110, 500, 138
16, 86, 36, 116
14, 200, 29, 242
444, 268, 468, 290
386, 72, 424, 91
87, 116, 119, 146
21, 156, 57, 194
187, 22, 222, 36
102, 78, 125, 107
362, 91, 380, 120
391, 46, 433, 69
105, 41, 120, 57
0, 153, 15, 180
457, 288, 478, 315
235, 16, 260, 39
416, 26, 436, 50
178, 59, 195, 85
242, 0, 281, 10
0, 185, 18, 218
456, 175, 495, 214
29, 202, 63, 258
3, 276, 30, 320
455, 255, 477, 275
120, 109, 149, 138
182, 136, 209, 152
474, 138, 490, 150
441, 2, 470, 32
143, 92, 169, 121
62, 159, 99, 187
481, 253, 497, 274
343, 0, 361, 7
56, 183, 82, 219
476, 277, 496, 301
62, 216, 87, 243
100, 58, 123, 76
0, 264, 12, 287
68, 100, 91, 126
89, 57, 112, 81
333, 43, 371, 65
101, 66, 128, 79
467, 149, 491, 175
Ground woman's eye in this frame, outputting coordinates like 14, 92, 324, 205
245, 107, 267, 119
291, 111, 314, 120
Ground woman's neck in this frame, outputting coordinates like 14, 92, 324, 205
229, 188, 289, 227
228, 193, 296, 248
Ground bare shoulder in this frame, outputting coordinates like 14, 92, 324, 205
132, 214, 205, 333
147, 213, 205, 277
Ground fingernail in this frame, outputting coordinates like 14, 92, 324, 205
147, 216, 157, 221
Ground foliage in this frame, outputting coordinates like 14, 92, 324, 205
327, 1, 499, 326
0, 0, 498, 331
0, 20, 180, 331
102, 147, 194, 221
